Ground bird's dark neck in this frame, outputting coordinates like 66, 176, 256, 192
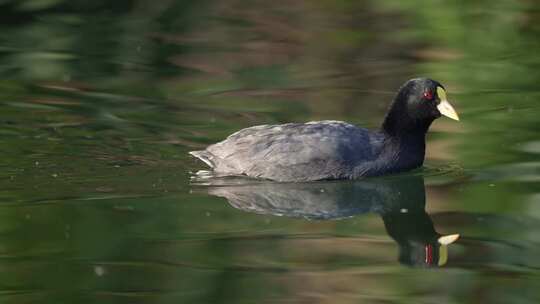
390, 133, 426, 163
351, 127, 428, 178
377, 125, 429, 174
381, 106, 434, 138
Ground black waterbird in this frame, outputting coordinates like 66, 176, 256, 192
190, 78, 459, 182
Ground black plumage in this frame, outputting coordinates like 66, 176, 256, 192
190, 78, 459, 182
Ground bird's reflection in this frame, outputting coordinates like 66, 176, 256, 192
198, 174, 459, 267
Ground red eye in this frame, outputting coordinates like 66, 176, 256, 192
423, 91, 434, 100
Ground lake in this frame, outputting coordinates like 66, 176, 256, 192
1, 0, 540, 303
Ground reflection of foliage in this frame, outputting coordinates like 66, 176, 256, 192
0, 2, 419, 303
0, 0, 204, 85
379, 0, 540, 166
379, 7, 540, 293
1, 0, 540, 303
0, 0, 417, 119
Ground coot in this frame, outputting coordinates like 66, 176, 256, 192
190, 78, 459, 181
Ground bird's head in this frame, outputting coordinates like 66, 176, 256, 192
383, 78, 459, 136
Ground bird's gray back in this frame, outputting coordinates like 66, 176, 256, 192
206, 120, 383, 181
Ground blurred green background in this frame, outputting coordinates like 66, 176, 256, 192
1, 0, 540, 303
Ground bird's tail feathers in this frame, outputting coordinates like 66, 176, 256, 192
189, 150, 216, 168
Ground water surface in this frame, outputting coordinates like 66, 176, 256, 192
1, 0, 540, 303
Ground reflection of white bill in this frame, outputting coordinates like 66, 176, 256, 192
194, 175, 460, 267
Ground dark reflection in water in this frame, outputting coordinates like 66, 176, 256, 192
201, 175, 459, 267
1, 0, 540, 303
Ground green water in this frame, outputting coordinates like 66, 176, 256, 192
1, 0, 540, 303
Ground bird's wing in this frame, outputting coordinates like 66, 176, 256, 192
202, 121, 380, 181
